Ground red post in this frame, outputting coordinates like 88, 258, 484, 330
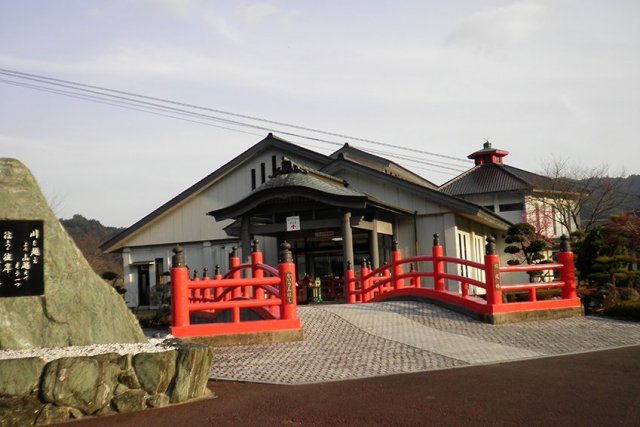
360, 260, 370, 302
346, 264, 357, 303
483, 236, 502, 305
214, 265, 222, 299
230, 246, 241, 299
278, 242, 298, 321
252, 240, 265, 301
558, 235, 577, 300
432, 234, 445, 292
170, 245, 190, 329
392, 240, 403, 290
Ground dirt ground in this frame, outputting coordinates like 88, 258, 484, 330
57, 345, 640, 427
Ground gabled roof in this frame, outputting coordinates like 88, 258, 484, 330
101, 133, 332, 252
210, 157, 411, 221
439, 163, 556, 196
321, 157, 512, 230
330, 143, 438, 189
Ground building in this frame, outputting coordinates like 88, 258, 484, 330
440, 141, 576, 239
102, 134, 511, 308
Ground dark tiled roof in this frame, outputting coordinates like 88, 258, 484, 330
256, 165, 365, 198
440, 164, 555, 196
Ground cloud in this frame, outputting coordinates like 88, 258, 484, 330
446, 1, 547, 53
240, 3, 298, 25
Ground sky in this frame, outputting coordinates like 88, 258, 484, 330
1, 0, 639, 228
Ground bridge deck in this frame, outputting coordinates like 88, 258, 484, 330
209, 301, 640, 384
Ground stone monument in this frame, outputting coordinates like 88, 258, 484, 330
0, 158, 146, 349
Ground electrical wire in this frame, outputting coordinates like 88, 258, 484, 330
0, 67, 473, 166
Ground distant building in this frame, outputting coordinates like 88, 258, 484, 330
440, 141, 577, 239
102, 134, 512, 308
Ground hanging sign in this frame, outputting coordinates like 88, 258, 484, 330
286, 216, 301, 232
0, 220, 44, 297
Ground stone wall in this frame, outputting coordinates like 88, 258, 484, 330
0, 341, 213, 426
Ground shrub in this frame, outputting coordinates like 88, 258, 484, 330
603, 300, 640, 321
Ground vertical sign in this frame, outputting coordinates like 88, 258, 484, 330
286, 216, 300, 232
0, 220, 44, 297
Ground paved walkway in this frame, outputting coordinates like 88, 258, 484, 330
210, 301, 640, 384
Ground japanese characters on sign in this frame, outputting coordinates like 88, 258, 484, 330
0, 220, 44, 297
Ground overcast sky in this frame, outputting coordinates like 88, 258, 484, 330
1, 0, 639, 227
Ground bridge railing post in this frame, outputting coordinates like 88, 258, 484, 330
346, 262, 357, 303
558, 235, 577, 300
214, 265, 222, 299
278, 242, 297, 320
392, 240, 403, 290
363, 259, 372, 302
432, 234, 445, 291
252, 239, 264, 301
229, 246, 241, 299
171, 245, 190, 329
484, 236, 502, 305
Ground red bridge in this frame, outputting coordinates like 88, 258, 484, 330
170, 241, 300, 338
346, 234, 581, 323
169, 235, 581, 338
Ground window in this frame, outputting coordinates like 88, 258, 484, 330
272, 155, 277, 175
251, 169, 256, 190
261, 162, 266, 183
483, 205, 495, 212
499, 202, 524, 212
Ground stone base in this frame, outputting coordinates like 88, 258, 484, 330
484, 306, 585, 324
0, 340, 213, 425
385, 295, 585, 324
184, 329, 304, 347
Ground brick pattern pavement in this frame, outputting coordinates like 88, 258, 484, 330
210, 301, 640, 385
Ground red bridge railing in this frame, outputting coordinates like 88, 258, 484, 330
170, 240, 300, 338
346, 234, 580, 318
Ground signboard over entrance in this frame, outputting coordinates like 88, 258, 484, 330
286, 216, 300, 232
0, 220, 44, 297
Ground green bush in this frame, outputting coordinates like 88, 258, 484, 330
603, 300, 640, 321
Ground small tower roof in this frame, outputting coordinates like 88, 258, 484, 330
467, 141, 509, 166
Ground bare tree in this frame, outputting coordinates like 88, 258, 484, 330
537, 158, 627, 234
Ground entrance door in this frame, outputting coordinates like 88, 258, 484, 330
137, 265, 150, 306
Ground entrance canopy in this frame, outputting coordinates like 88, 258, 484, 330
208, 158, 410, 275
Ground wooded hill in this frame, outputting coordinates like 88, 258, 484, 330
60, 214, 124, 284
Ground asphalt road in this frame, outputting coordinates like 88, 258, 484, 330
62, 345, 640, 427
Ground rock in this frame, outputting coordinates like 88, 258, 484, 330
169, 343, 213, 403
146, 393, 170, 408
0, 158, 146, 350
112, 389, 147, 413
0, 357, 45, 397
41, 355, 120, 414
114, 383, 130, 396
133, 351, 176, 395
118, 369, 141, 390
0, 396, 43, 427
34, 403, 84, 425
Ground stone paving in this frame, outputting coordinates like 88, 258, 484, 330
209, 301, 640, 385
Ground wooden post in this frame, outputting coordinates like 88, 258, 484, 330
170, 245, 190, 329
558, 235, 577, 300
432, 234, 445, 291
484, 236, 502, 305
230, 246, 241, 299
278, 241, 297, 320
392, 240, 403, 290
214, 265, 222, 299
346, 261, 357, 303
252, 239, 265, 301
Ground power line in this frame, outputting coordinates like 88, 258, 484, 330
0, 67, 473, 165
